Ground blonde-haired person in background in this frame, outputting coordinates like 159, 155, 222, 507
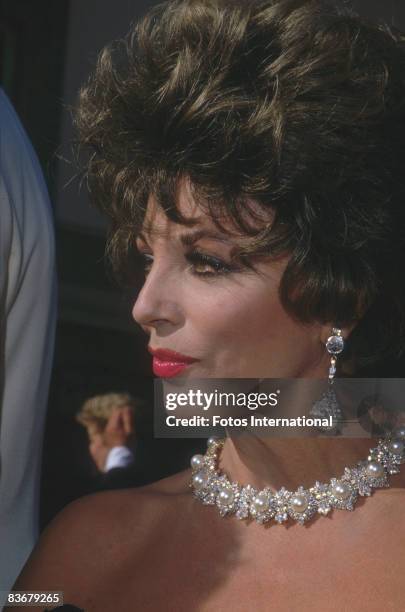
76, 392, 138, 489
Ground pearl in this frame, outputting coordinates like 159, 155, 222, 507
394, 427, 405, 441
190, 454, 204, 470
290, 494, 308, 513
365, 461, 385, 479
252, 492, 271, 513
331, 481, 351, 500
192, 471, 209, 490
387, 440, 404, 455
207, 437, 218, 446
190, 431, 402, 526
217, 487, 234, 507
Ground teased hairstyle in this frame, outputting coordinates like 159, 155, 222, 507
76, 0, 405, 370
76, 392, 136, 431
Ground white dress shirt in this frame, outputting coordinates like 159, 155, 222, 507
103, 446, 135, 472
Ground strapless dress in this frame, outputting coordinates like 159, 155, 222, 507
45, 606, 84, 611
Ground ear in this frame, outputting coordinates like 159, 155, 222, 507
318, 321, 357, 346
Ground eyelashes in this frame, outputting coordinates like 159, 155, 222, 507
138, 249, 238, 278
185, 250, 235, 277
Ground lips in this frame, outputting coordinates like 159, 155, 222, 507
148, 346, 199, 378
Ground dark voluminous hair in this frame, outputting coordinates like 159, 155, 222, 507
76, 0, 405, 371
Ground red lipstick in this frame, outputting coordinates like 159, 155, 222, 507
148, 347, 199, 378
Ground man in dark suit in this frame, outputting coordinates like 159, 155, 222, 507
76, 392, 145, 491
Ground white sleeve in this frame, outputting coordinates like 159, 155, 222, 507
0, 89, 57, 597
104, 446, 135, 472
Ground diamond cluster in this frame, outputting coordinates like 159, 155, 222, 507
189, 429, 405, 526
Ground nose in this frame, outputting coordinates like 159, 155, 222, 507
132, 261, 183, 334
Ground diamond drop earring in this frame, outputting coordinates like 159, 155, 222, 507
310, 327, 344, 433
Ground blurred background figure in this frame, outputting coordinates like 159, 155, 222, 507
0, 89, 57, 597
76, 392, 141, 490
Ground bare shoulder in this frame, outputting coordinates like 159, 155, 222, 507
10, 469, 193, 610
363, 485, 405, 552
369, 487, 405, 575
145, 466, 192, 496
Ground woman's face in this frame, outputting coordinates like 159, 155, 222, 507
132, 179, 331, 379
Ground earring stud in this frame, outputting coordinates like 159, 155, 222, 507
326, 327, 345, 382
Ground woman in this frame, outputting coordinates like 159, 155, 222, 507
9, 0, 405, 610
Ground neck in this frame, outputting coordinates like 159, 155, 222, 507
219, 435, 377, 492
217, 377, 382, 491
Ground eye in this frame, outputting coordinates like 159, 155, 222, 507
185, 250, 235, 277
138, 252, 154, 276
137, 248, 241, 279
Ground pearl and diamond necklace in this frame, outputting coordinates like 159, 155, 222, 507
190, 428, 405, 525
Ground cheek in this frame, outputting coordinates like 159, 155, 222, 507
89, 437, 103, 455
215, 289, 290, 349
187, 278, 321, 376
188, 277, 285, 343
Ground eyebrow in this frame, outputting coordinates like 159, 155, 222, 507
136, 228, 235, 247
180, 229, 234, 247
